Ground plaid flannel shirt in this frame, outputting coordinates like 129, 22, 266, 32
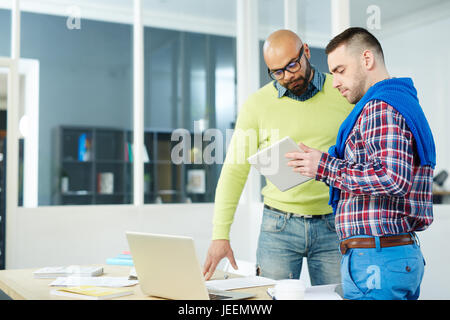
316, 99, 434, 240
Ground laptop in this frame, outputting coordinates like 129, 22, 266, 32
125, 231, 255, 300
247, 136, 312, 191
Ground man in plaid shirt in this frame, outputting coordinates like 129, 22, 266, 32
286, 27, 436, 300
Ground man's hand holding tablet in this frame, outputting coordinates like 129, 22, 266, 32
285, 142, 324, 178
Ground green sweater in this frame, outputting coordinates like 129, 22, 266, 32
212, 74, 353, 240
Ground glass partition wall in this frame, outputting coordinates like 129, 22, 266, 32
8, 0, 240, 206
142, 1, 237, 204
5, 0, 338, 206
19, 3, 135, 205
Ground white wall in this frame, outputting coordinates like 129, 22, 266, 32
9, 202, 262, 269
419, 205, 450, 299
380, 15, 450, 189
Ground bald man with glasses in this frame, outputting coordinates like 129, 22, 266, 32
203, 30, 353, 284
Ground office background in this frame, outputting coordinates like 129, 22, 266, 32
0, 8, 328, 207
0, 0, 449, 299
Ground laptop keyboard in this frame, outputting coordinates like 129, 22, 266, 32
209, 293, 230, 300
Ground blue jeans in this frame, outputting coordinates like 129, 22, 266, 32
256, 206, 341, 285
341, 234, 425, 300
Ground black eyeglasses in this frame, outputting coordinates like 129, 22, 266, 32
267, 46, 304, 81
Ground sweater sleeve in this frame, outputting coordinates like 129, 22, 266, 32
212, 99, 259, 240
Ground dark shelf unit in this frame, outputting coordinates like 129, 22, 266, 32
54, 126, 130, 205
54, 126, 216, 205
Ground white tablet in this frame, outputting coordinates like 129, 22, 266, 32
247, 136, 312, 191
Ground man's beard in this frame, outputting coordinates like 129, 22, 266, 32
346, 68, 367, 104
286, 59, 312, 96
347, 88, 365, 104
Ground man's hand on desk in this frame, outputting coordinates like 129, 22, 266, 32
203, 239, 238, 281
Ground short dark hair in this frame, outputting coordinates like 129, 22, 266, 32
325, 27, 384, 61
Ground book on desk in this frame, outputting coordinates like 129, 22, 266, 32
33, 266, 103, 279
106, 251, 134, 266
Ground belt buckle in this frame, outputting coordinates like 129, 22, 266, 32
302, 215, 314, 219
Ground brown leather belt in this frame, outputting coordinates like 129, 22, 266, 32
340, 234, 414, 254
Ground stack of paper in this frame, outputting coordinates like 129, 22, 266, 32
266, 284, 343, 300
33, 266, 103, 279
49, 276, 138, 288
304, 284, 342, 300
50, 286, 133, 300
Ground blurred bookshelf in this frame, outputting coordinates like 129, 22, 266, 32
53, 126, 216, 205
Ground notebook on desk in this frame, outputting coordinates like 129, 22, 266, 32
125, 232, 255, 300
